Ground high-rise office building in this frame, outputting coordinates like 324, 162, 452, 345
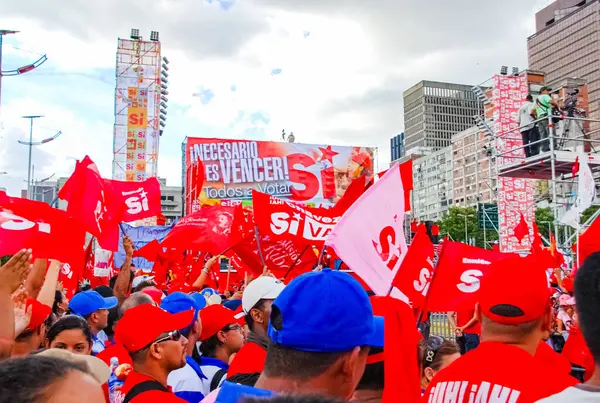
412, 146, 453, 222
403, 80, 484, 154
390, 132, 404, 162
528, 0, 600, 126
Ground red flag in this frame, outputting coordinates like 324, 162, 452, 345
562, 325, 595, 382
0, 192, 86, 262
252, 190, 341, 245
161, 205, 239, 254
573, 215, 600, 266
572, 156, 580, 176
330, 175, 366, 215
425, 241, 512, 312
392, 224, 434, 308
58, 156, 122, 251
105, 177, 162, 222
370, 297, 421, 403
232, 236, 314, 279
61, 240, 94, 299
133, 239, 162, 262
514, 212, 530, 243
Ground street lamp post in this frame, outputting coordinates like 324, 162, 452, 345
458, 213, 475, 244
17, 115, 61, 199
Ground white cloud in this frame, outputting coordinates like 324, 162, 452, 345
0, 0, 545, 196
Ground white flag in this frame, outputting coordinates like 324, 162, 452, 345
561, 156, 596, 228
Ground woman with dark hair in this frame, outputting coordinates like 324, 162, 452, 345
45, 315, 94, 355
53, 290, 69, 318
418, 336, 461, 394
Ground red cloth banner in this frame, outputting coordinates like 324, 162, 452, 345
58, 156, 122, 251
0, 192, 86, 263
252, 190, 342, 244
161, 205, 239, 254
105, 177, 162, 222
425, 241, 512, 312
392, 224, 434, 308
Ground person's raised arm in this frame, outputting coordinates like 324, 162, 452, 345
25, 259, 47, 299
36, 260, 61, 308
114, 236, 133, 304
0, 250, 32, 359
192, 255, 220, 289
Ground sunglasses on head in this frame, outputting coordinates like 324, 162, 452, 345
424, 335, 444, 366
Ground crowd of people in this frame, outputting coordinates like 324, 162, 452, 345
0, 234, 599, 403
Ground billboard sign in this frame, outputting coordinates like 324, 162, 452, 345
493, 74, 535, 253
184, 138, 376, 214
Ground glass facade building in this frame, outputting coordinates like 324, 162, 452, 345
403, 81, 483, 153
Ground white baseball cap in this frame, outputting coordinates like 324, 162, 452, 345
242, 276, 286, 314
132, 275, 155, 289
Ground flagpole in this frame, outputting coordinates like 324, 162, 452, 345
283, 244, 310, 279
254, 225, 266, 267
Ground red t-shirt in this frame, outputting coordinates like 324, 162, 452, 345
457, 309, 481, 335
227, 341, 267, 378
118, 371, 186, 403
423, 342, 577, 402
535, 341, 573, 377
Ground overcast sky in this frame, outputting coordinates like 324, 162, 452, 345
0, 0, 553, 195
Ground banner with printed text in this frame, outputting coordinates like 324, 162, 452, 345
183, 138, 376, 214
493, 75, 536, 253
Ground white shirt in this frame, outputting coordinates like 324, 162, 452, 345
557, 310, 574, 331
91, 330, 108, 355
537, 385, 600, 402
519, 101, 535, 131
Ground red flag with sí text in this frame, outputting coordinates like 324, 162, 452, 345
252, 190, 341, 246
392, 224, 434, 308
0, 192, 86, 263
329, 175, 366, 215
133, 239, 162, 262
514, 212, 530, 243
104, 177, 162, 222
58, 156, 122, 251
60, 239, 93, 299
424, 241, 512, 312
161, 205, 240, 254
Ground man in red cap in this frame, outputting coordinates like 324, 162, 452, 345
198, 304, 245, 394
423, 255, 577, 402
113, 304, 194, 402
12, 298, 52, 357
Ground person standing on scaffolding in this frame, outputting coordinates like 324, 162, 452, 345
532, 86, 560, 153
519, 94, 539, 157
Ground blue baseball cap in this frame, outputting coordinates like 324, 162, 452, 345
268, 269, 384, 352
189, 292, 208, 311
69, 290, 118, 317
161, 292, 202, 320
223, 299, 242, 311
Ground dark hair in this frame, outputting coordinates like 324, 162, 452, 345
242, 395, 347, 403
418, 338, 460, 373
245, 299, 267, 332
199, 328, 227, 358
526, 94, 533, 102
227, 372, 260, 386
52, 291, 65, 315
263, 342, 351, 381
109, 269, 134, 290
575, 252, 600, 364
356, 347, 384, 390
133, 280, 156, 293
0, 355, 88, 403
46, 315, 93, 347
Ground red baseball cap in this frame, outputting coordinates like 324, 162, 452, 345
26, 299, 52, 331
480, 255, 549, 325
199, 304, 237, 341
114, 304, 194, 352
351, 152, 372, 170
233, 305, 246, 326
142, 286, 164, 305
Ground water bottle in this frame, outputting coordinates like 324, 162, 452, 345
108, 357, 124, 403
